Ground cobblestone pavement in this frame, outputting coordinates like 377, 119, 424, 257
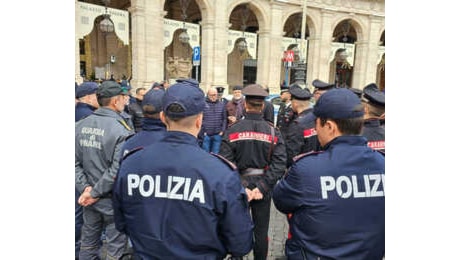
239, 200, 289, 260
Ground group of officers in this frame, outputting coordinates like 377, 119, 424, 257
75, 77, 385, 260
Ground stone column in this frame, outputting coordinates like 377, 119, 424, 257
75, 36, 83, 84
256, 29, 271, 89
361, 15, 384, 87
310, 9, 335, 83
200, 20, 215, 91
264, 2, 284, 93
209, 0, 229, 91
128, 0, 146, 90
144, 1, 165, 88
351, 40, 368, 89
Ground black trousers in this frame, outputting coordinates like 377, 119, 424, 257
250, 197, 272, 260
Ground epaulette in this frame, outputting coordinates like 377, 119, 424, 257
118, 119, 133, 131
122, 146, 143, 161
124, 133, 136, 142
293, 150, 323, 162
210, 153, 237, 171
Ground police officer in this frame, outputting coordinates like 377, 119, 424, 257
113, 79, 254, 259
75, 81, 99, 121
121, 88, 167, 157
276, 83, 294, 135
273, 88, 385, 260
216, 86, 229, 106
75, 80, 134, 260
74, 81, 100, 259
219, 84, 287, 260
283, 84, 319, 167
311, 79, 335, 105
361, 83, 385, 152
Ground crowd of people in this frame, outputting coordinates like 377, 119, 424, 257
75, 77, 385, 260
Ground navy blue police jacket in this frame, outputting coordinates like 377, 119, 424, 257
362, 118, 385, 152
113, 131, 254, 259
120, 117, 167, 157
273, 136, 385, 260
75, 102, 97, 122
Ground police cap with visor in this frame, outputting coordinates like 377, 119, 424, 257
242, 84, 268, 100
162, 78, 206, 119
362, 83, 385, 107
312, 79, 335, 90
313, 88, 364, 119
289, 83, 312, 100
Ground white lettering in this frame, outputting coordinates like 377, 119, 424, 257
369, 174, 384, 197
183, 178, 191, 201
127, 174, 140, 196
169, 176, 184, 200
155, 175, 167, 198
188, 180, 205, 204
352, 175, 366, 198
126, 174, 206, 204
140, 175, 154, 196
336, 176, 352, 198
320, 174, 384, 199
320, 176, 335, 199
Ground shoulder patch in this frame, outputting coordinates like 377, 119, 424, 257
293, 150, 323, 162
122, 146, 144, 161
210, 153, 237, 171
118, 119, 133, 131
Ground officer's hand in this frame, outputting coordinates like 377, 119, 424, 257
245, 188, 254, 202
252, 188, 263, 200
228, 116, 236, 123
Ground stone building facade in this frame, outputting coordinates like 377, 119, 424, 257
75, 0, 385, 94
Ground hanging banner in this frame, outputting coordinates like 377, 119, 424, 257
281, 37, 308, 62
329, 42, 355, 66
75, 2, 129, 45
227, 30, 257, 59
163, 18, 200, 49
377, 46, 385, 65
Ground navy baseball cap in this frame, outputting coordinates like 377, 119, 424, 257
97, 81, 128, 98
280, 83, 289, 94
142, 88, 165, 113
162, 78, 205, 118
76, 82, 98, 98
362, 83, 385, 107
313, 88, 364, 119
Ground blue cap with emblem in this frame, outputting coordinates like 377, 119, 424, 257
162, 78, 205, 118
142, 88, 165, 113
313, 88, 364, 119
76, 82, 99, 98
362, 83, 385, 107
